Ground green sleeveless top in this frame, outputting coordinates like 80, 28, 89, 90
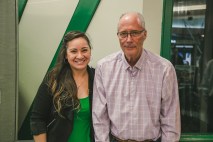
68, 96, 91, 142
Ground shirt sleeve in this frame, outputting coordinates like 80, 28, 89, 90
30, 78, 53, 135
92, 64, 110, 142
160, 64, 181, 142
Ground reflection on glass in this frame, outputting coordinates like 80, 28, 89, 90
171, 0, 213, 133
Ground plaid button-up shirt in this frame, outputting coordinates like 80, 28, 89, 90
92, 49, 180, 142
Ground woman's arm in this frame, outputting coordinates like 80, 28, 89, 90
30, 78, 53, 139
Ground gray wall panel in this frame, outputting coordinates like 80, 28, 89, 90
0, 0, 18, 142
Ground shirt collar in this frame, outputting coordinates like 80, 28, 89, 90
121, 48, 147, 71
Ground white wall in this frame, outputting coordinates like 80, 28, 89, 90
143, 0, 163, 55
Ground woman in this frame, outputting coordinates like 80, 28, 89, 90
30, 31, 95, 142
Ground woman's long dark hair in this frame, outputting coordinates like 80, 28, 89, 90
46, 31, 91, 117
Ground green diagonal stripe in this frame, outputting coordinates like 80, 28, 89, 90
18, 0, 100, 139
18, 0, 28, 22
160, 0, 173, 60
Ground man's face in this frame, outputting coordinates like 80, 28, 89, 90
117, 14, 147, 63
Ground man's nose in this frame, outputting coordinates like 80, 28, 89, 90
126, 34, 133, 41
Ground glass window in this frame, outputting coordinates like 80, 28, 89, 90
171, 0, 213, 133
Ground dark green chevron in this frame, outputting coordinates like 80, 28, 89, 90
18, 0, 28, 22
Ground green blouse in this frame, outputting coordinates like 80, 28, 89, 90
68, 97, 91, 142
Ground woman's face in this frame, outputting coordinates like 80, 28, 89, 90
65, 37, 91, 71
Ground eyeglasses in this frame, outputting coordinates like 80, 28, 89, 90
117, 30, 145, 39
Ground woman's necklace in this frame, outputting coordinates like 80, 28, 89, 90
77, 78, 85, 89
75, 72, 88, 89
75, 73, 89, 99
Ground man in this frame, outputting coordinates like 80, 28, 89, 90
92, 12, 180, 142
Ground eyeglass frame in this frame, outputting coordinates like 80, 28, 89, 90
117, 30, 146, 39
